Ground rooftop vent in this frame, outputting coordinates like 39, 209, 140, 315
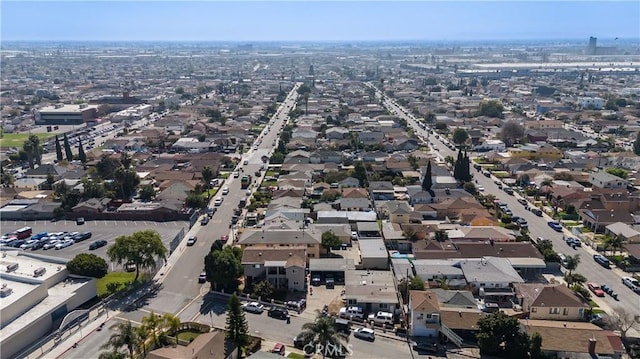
0, 285, 12, 298
6, 263, 18, 272
34, 267, 46, 277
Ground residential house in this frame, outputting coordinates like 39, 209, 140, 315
589, 171, 627, 189
509, 144, 563, 160
23, 164, 67, 179
409, 290, 440, 337
72, 198, 112, 216
605, 222, 640, 243
284, 150, 311, 164
325, 127, 349, 140
413, 259, 466, 289
369, 181, 395, 201
459, 257, 524, 301
147, 329, 236, 359
338, 177, 361, 188
241, 248, 306, 292
520, 320, 624, 359
384, 201, 413, 224
514, 283, 589, 320
344, 270, 399, 314
338, 197, 372, 211
309, 150, 342, 164
238, 229, 322, 258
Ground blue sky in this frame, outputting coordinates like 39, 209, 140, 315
2, 1, 639, 42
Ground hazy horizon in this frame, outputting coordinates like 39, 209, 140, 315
2, 1, 639, 42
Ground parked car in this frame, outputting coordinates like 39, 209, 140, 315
54, 239, 74, 250
267, 307, 290, 320
89, 240, 108, 250
198, 271, 207, 283
622, 277, 640, 293
587, 283, 605, 297
412, 342, 439, 354
517, 198, 528, 205
201, 217, 209, 225
367, 311, 394, 325
547, 221, 563, 232
593, 254, 611, 268
222, 187, 229, 195
186, 236, 198, 246
76, 217, 85, 225
74, 232, 92, 242
243, 302, 264, 314
339, 306, 365, 320
353, 327, 375, 341
531, 208, 543, 216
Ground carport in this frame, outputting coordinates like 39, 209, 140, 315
309, 258, 355, 285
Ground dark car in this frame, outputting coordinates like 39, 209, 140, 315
413, 342, 439, 354
547, 221, 563, 232
593, 254, 611, 268
76, 217, 85, 225
201, 217, 209, 225
268, 307, 290, 320
89, 240, 107, 250
30, 239, 47, 250
74, 232, 92, 242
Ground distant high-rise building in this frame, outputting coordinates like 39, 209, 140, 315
587, 36, 597, 55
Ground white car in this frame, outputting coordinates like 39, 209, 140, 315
214, 198, 223, 206
233, 171, 240, 178
353, 328, 375, 341
54, 239, 74, 250
246, 189, 251, 196
477, 186, 485, 191
243, 302, 264, 314
43, 239, 60, 250
222, 187, 229, 195
622, 277, 640, 293
243, 159, 249, 165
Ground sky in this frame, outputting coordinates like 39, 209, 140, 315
1, 1, 639, 42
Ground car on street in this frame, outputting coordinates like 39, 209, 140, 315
477, 185, 485, 191
531, 207, 543, 216
222, 187, 229, 195
214, 198, 223, 206
517, 198, 527, 205
353, 327, 375, 341
267, 307, 290, 320
233, 171, 240, 178
243, 302, 264, 314
566, 237, 582, 247
593, 254, 611, 268
198, 271, 207, 283
412, 342, 439, 354
186, 236, 198, 246
547, 221, 563, 232
243, 159, 248, 165
89, 240, 107, 250
587, 283, 605, 297
622, 277, 640, 293
201, 217, 209, 225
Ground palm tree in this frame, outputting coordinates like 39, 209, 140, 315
436, 277, 450, 290
603, 234, 624, 255
98, 352, 125, 359
136, 326, 150, 357
141, 311, 162, 349
299, 314, 349, 359
564, 254, 581, 277
162, 313, 181, 345
101, 320, 138, 359
201, 166, 214, 199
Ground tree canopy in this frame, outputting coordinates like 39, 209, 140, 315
500, 121, 525, 146
204, 245, 242, 291
477, 311, 530, 358
67, 253, 108, 278
452, 128, 469, 145
226, 294, 250, 359
321, 231, 342, 253
478, 100, 504, 118
107, 230, 167, 281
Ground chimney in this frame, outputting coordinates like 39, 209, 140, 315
588, 338, 597, 354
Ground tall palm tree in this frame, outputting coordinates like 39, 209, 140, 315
101, 320, 138, 359
141, 311, 162, 349
136, 325, 150, 357
564, 254, 581, 277
162, 313, 182, 345
299, 314, 349, 359
98, 351, 125, 359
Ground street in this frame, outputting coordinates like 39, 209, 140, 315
372, 85, 640, 321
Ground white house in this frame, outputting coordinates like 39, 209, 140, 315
409, 290, 440, 337
577, 97, 604, 110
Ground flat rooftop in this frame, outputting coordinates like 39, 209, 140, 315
38, 104, 99, 113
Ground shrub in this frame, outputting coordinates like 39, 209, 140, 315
67, 253, 108, 278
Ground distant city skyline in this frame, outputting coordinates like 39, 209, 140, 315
1, 1, 639, 42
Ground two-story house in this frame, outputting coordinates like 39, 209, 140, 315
238, 229, 323, 258
409, 290, 441, 337
514, 283, 589, 320
241, 248, 306, 292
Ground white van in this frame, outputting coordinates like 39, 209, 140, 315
339, 306, 364, 320
367, 311, 394, 325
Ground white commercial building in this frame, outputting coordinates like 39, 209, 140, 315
577, 97, 604, 110
0, 251, 97, 358
35, 104, 100, 125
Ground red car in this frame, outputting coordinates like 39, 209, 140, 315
587, 283, 605, 297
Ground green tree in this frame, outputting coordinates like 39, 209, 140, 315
226, 294, 250, 359
96, 155, 121, 180
424, 112, 436, 123
422, 161, 433, 192
320, 189, 341, 202
410, 276, 425, 290
185, 193, 205, 208
477, 311, 530, 357
603, 234, 624, 255
478, 100, 505, 118
321, 231, 342, 253
162, 313, 181, 345
463, 181, 477, 195
78, 139, 87, 163
100, 320, 139, 359
201, 166, 214, 199
63, 133, 73, 161
564, 254, 581, 277
141, 311, 162, 349
204, 245, 242, 291
139, 184, 156, 201
633, 135, 640, 156
107, 230, 168, 281
452, 128, 469, 145
605, 167, 628, 179
530, 332, 543, 359
500, 121, 524, 146
253, 280, 274, 299
352, 161, 368, 187
299, 315, 349, 359
55, 135, 64, 162
66, 253, 108, 278
435, 122, 448, 133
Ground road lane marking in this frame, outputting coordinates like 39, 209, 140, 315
176, 293, 203, 318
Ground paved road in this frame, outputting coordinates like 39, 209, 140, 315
370, 84, 640, 320
138, 83, 302, 316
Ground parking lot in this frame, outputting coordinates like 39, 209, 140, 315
1, 220, 188, 262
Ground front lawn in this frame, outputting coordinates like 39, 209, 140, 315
287, 353, 305, 359
96, 272, 137, 298
177, 330, 201, 342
